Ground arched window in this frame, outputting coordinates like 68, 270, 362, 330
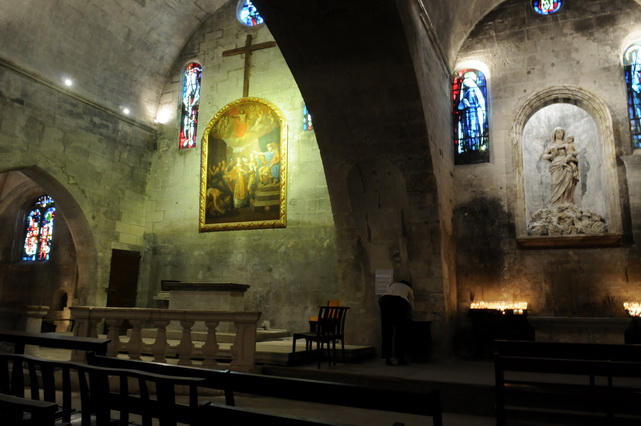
237, 0, 264, 27
623, 42, 641, 149
179, 63, 202, 149
532, 1, 563, 15
452, 69, 489, 165
22, 195, 56, 261
303, 105, 313, 131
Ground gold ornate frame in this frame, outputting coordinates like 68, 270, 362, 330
199, 97, 287, 232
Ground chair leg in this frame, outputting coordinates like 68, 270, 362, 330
316, 340, 321, 369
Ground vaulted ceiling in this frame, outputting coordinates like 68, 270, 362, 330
0, 0, 507, 125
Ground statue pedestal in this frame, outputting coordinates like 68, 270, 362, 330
164, 282, 250, 333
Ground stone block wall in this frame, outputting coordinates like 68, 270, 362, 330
141, 2, 339, 335
453, 0, 641, 352
0, 60, 155, 308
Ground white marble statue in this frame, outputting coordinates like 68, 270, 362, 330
542, 127, 579, 206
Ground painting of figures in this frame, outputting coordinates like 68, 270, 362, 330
199, 97, 287, 231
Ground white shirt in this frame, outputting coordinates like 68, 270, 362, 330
383, 282, 414, 310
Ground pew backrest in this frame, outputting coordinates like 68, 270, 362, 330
495, 339, 641, 361
494, 340, 641, 426
0, 329, 110, 355
0, 392, 58, 426
87, 353, 443, 426
0, 353, 205, 426
197, 401, 356, 426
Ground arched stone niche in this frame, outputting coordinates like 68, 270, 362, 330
512, 87, 622, 247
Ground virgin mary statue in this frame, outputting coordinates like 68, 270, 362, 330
542, 127, 579, 206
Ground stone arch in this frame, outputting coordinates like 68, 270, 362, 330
0, 166, 97, 306
346, 159, 411, 281
510, 86, 622, 240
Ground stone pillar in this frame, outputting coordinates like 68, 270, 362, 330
23, 305, 49, 356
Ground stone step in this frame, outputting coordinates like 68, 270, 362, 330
116, 335, 376, 367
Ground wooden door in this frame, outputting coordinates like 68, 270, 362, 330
107, 249, 140, 307
106, 249, 140, 334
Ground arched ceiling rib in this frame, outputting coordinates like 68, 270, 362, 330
0, 0, 508, 124
0, 0, 226, 123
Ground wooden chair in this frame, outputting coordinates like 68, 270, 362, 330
308, 300, 340, 332
292, 306, 349, 368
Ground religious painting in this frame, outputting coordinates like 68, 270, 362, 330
199, 97, 287, 232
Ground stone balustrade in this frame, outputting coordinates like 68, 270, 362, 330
70, 306, 261, 372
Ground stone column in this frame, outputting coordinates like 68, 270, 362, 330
23, 305, 49, 356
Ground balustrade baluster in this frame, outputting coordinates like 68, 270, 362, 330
104, 318, 123, 357
202, 321, 220, 368
124, 319, 144, 360
150, 320, 170, 363
230, 321, 257, 372
175, 320, 195, 366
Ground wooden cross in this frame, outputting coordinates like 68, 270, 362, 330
222, 34, 277, 97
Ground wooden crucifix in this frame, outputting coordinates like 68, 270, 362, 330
222, 34, 277, 97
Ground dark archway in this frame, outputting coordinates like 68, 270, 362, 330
0, 167, 97, 310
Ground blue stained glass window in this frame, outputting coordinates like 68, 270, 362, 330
452, 69, 489, 165
532, 0, 563, 15
22, 195, 55, 262
303, 105, 313, 131
179, 63, 202, 150
238, 0, 264, 27
624, 43, 641, 149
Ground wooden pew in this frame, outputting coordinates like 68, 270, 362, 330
197, 401, 354, 425
0, 329, 110, 355
0, 353, 356, 426
495, 340, 641, 362
0, 393, 58, 426
494, 340, 641, 425
88, 353, 443, 426
0, 353, 205, 426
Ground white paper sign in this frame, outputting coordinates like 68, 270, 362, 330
375, 269, 393, 295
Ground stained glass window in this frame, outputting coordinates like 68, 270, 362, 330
624, 43, 641, 149
179, 63, 202, 149
238, 0, 264, 27
303, 105, 313, 131
22, 195, 55, 262
532, 0, 563, 15
452, 69, 489, 165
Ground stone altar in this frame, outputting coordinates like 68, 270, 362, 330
164, 282, 250, 333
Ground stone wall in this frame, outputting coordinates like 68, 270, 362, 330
397, 0, 459, 357
454, 0, 641, 352
0, 60, 155, 308
141, 2, 339, 334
